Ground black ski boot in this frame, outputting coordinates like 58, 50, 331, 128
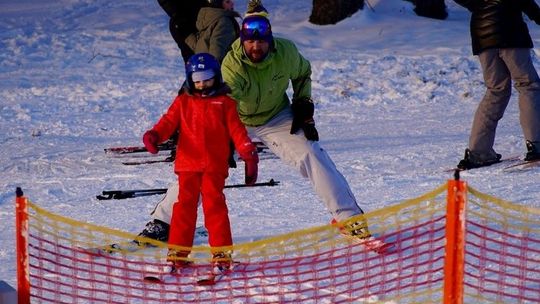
457, 148, 501, 170
135, 219, 170, 246
525, 140, 540, 161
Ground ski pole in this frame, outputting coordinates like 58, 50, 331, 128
96, 179, 280, 200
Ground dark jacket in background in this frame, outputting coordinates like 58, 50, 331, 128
185, 7, 240, 63
454, 0, 540, 54
157, 0, 206, 62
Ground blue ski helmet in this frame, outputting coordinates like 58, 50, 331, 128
185, 53, 222, 90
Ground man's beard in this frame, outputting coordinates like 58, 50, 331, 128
248, 49, 267, 63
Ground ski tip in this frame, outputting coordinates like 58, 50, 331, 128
196, 278, 216, 286
374, 242, 398, 255
75, 246, 112, 259
443, 167, 464, 173
143, 276, 162, 284
353, 236, 398, 255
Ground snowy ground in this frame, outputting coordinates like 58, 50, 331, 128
1, 0, 540, 290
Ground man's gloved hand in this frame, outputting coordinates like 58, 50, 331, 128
242, 150, 259, 185
143, 130, 160, 154
290, 97, 319, 141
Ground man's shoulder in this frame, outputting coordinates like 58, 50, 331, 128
274, 37, 295, 44
222, 41, 243, 65
274, 36, 296, 44
273, 37, 299, 52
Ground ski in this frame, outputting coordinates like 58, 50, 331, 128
142, 260, 239, 285
121, 157, 174, 166
143, 262, 195, 284
79, 226, 209, 256
338, 232, 396, 254
105, 141, 176, 154
120, 152, 278, 166
105, 144, 171, 154
118, 147, 276, 166
196, 261, 239, 286
105, 139, 176, 154
96, 179, 280, 200
503, 158, 540, 171
78, 240, 143, 256
352, 235, 396, 254
443, 155, 522, 173
331, 219, 396, 254
105, 141, 269, 155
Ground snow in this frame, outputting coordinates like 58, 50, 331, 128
1, 0, 539, 291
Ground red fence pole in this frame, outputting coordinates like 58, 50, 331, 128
15, 187, 30, 304
443, 172, 467, 304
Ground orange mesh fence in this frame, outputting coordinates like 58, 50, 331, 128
19, 182, 540, 303
17, 184, 449, 303
463, 186, 540, 304
17, 183, 540, 303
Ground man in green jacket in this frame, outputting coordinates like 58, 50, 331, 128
221, 15, 388, 252
132, 14, 390, 255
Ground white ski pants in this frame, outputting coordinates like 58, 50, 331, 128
151, 107, 363, 224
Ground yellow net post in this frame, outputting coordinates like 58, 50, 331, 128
443, 171, 467, 304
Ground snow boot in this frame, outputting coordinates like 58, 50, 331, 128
135, 219, 170, 246
166, 249, 192, 272
331, 218, 394, 254
525, 140, 540, 161
457, 148, 501, 170
212, 251, 233, 272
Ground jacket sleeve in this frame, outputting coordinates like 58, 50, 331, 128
224, 99, 255, 157
522, 0, 540, 24
221, 52, 248, 104
287, 42, 312, 102
151, 96, 182, 143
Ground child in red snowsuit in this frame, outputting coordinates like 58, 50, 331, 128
143, 53, 259, 269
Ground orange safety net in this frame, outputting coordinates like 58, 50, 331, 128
19, 184, 448, 303
463, 186, 540, 303
18, 182, 540, 303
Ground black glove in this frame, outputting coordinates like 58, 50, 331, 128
290, 97, 319, 141
228, 141, 237, 168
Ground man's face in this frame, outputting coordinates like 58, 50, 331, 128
193, 78, 215, 90
242, 39, 270, 63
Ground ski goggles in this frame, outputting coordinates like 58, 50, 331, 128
241, 16, 272, 41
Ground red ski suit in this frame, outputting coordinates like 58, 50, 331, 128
150, 91, 256, 251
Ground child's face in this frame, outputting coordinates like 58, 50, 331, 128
193, 78, 215, 90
